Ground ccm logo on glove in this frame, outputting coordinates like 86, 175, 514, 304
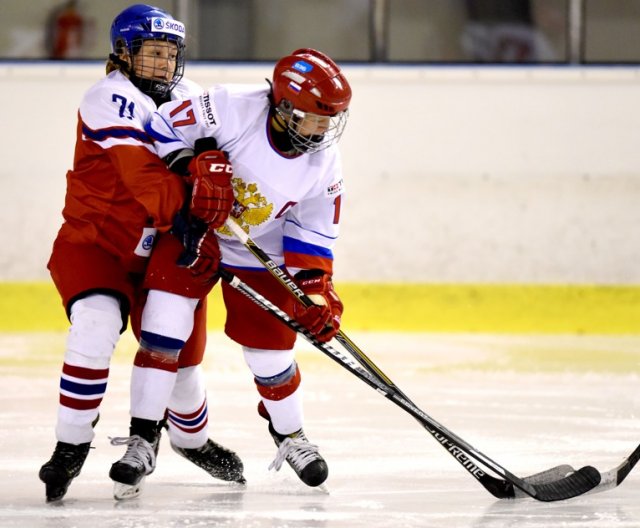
207, 162, 233, 173
186, 150, 235, 228
293, 272, 343, 343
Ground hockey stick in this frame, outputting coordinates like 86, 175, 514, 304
219, 219, 600, 500
322, 276, 639, 495
587, 443, 640, 495
216, 267, 596, 501
511, 443, 640, 497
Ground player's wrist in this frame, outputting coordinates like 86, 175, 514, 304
164, 148, 194, 177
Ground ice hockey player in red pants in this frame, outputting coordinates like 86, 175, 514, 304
39, 3, 243, 502
143, 47, 352, 487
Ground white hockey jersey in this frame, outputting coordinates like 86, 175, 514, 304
57, 70, 202, 272
146, 84, 345, 275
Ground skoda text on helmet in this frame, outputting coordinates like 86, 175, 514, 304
110, 4, 186, 98
272, 48, 352, 154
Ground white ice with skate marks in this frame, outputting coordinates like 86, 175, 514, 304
0, 331, 639, 527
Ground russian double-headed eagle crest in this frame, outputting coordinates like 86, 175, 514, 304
219, 177, 273, 235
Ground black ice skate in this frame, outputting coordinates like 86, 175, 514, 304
39, 441, 92, 502
109, 419, 161, 500
259, 402, 328, 487
171, 439, 246, 484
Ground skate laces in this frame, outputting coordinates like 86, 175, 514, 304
110, 435, 156, 472
269, 434, 321, 472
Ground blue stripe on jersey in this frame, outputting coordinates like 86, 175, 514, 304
285, 218, 338, 240
82, 123, 151, 144
140, 331, 185, 353
143, 116, 182, 144
60, 378, 107, 396
283, 236, 333, 258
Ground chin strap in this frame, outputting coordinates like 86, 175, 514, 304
268, 110, 297, 156
108, 56, 171, 105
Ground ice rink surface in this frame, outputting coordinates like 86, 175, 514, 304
1, 331, 638, 528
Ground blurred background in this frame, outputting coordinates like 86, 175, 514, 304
2, 0, 640, 333
2, 0, 640, 64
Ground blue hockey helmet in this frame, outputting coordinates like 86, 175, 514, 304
110, 4, 186, 97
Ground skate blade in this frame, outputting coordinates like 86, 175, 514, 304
113, 478, 145, 500
316, 483, 330, 494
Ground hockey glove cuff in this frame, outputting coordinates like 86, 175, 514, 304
171, 212, 221, 281
293, 271, 343, 343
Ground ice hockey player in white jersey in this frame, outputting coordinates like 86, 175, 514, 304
143, 48, 352, 487
39, 4, 243, 503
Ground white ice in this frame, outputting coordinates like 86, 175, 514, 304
1, 331, 638, 528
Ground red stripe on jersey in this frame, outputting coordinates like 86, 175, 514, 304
284, 252, 333, 275
255, 367, 302, 401
60, 394, 103, 410
62, 363, 109, 380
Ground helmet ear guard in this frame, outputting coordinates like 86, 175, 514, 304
108, 37, 132, 73
112, 37, 126, 56
279, 99, 295, 113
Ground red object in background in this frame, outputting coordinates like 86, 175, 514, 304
47, 0, 85, 59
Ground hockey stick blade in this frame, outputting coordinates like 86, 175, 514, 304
340, 336, 601, 501
584, 442, 640, 495
523, 464, 574, 484
480, 465, 577, 500
390, 390, 600, 501
217, 267, 600, 501
527, 466, 601, 501
517, 442, 640, 497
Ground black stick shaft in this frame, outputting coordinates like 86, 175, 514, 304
218, 267, 524, 498
220, 220, 600, 501
221, 220, 532, 494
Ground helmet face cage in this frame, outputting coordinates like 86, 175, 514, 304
110, 4, 186, 98
276, 104, 349, 154
120, 36, 185, 98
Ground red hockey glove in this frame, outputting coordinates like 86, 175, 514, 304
172, 212, 221, 281
186, 150, 234, 228
293, 272, 343, 343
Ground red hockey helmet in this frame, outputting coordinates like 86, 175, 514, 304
272, 48, 351, 154
272, 48, 352, 116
